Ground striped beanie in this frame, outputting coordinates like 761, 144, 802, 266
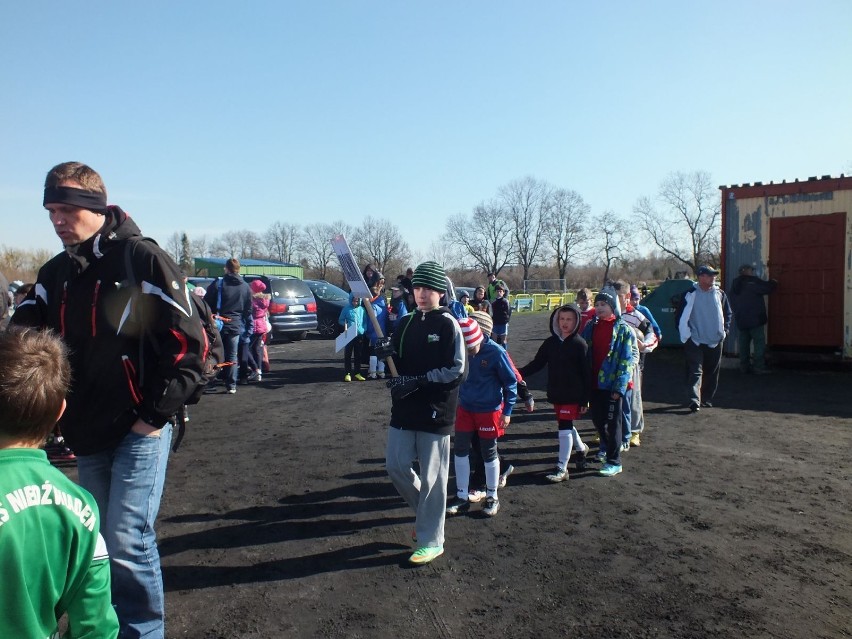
459, 317, 484, 349
469, 310, 493, 337
411, 261, 447, 292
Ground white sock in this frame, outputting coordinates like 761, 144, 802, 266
377, 361, 386, 374
572, 427, 585, 451
558, 430, 572, 467
368, 355, 377, 374
485, 459, 500, 498
454, 455, 470, 498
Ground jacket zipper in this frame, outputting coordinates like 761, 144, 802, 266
60, 282, 68, 337
91, 280, 101, 337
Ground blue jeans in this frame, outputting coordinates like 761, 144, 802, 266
221, 331, 240, 389
77, 423, 173, 639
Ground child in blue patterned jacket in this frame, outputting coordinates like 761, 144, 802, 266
580, 288, 636, 477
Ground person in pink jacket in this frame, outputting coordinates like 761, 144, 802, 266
248, 279, 271, 381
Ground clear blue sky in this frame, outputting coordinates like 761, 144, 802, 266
2, 1, 850, 258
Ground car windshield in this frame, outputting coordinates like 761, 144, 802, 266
307, 281, 349, 302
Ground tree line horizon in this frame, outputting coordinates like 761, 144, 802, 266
2, 170, 720, 289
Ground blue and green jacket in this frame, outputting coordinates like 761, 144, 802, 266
580, 316, 636, 396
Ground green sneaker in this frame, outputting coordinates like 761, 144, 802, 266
599, 463, 623, 477
409, 546, 444, 565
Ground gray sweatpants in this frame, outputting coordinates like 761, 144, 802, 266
386, 427, 450, 548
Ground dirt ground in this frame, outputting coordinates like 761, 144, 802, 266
63, 312, 852, 638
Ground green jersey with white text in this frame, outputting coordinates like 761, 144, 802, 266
0, 448, 118, 639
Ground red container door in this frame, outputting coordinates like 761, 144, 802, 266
768, 212, 845, 347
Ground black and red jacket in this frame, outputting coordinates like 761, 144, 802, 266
11, 208, 206, 455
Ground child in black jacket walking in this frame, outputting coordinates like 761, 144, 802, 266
518, 304, 591, 482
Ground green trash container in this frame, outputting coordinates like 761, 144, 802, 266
638, 279, 695, 347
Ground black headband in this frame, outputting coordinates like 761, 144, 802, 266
43, 186, 108, 213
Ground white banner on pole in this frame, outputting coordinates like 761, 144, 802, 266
334, 322, 358, 353
331, 235, 372, 299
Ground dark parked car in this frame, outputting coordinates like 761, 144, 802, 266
303, 279, 349, 338
242, 275, 318, 341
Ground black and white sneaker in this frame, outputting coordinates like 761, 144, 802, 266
446, 496, 470, 515
483, 496, 500, 517
546, 466, 569, 483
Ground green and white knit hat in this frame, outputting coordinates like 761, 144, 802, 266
411, 261, 447, 292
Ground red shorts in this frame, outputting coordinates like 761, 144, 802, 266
553, 403, 582, 421
455, 407, 502, 439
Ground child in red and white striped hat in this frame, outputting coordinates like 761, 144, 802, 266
447, 317, 517, 518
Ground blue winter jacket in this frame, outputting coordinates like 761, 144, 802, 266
459, 337, 518, 415
338, 293, 366, 335
364, 294, 388, 345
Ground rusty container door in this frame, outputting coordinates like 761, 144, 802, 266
768, 212, 845, 347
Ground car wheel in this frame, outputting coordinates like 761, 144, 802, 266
317, 317, 339, 338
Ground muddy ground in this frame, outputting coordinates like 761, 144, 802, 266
63, 312, 852, 638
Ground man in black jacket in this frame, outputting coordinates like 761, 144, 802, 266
11, 161, 206, 639
204, 258, 251, 393
730, 264, 778, 374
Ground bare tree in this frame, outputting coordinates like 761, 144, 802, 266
211, 231, 262, 259
445, 200, 515, 275
351, 216, 411, 275
301, 220, 353, 280
264, 222, 300, 263
165, 232, 182, 263
417, 239, 462, 271
594, 210, 628, 285
210, 233, 240, 258
542, 188, 589, 280
634, 170, 721, 275
190, 235, 209, 260
499, 176, 547, 281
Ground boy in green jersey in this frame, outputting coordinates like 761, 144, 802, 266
0, 328, 118, 639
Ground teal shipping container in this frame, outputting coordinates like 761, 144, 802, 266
638, 279, 695, 347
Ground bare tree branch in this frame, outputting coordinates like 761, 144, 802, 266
264, 222, 301, 263
164, 232, 182, 263
499, 176, 547, 281
633, 170, 721, 275
542, 188, 589, 280
350, 216, 411, 275
593, 210, 629, 285
301, 220, 354, 280
444, 201, 515, 275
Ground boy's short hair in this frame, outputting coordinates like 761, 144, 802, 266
225, 258, 240, 273
576, 288, 592, 301
0, 328, 70, 443
44, 161, 107, 195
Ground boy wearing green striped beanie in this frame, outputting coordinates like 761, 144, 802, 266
385, 261, 466, 565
